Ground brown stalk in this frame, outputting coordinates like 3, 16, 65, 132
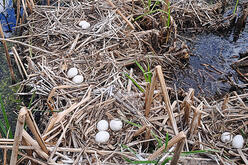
221, 94, 229, 110
156, 66, 179, 135
170, 136, 185, 165
182, 101, 191, 125
133, 125, 147, 137
25, 108, 49, 154
16, 0, 21, 26
189, 104, 203, 139
148, 131, 186, 160
10, 107, 27, 165
145, 70, 157, 117
0, 23, 15, 82
22, 130, 49, 160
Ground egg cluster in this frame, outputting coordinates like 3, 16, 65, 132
67, 67, 84, 84
221, 132, 245, 149
95, 119, 123, 143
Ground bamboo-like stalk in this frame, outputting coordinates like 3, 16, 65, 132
0, 23, 16, 82
10, 107, 27, 164
148, 131, 186, 160
133, 125, 147, 137
189, 104, 203, 139
156, 66, 179, 135
25, 109, 49, 154
170, 135, 185, 165
145, 71, 157, 117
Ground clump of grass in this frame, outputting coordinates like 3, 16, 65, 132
134, 0, 171, 28
0, 94, 13, 138
124, 61, 152, 93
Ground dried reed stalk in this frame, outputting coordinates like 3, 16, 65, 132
0, 23, 15, 82
156, 66, 179, 135
25, 109, 49, 154
145, 71, 157, 117
148, 131, 186, 160
189, 104, 203, 139
10, 107, 27, 164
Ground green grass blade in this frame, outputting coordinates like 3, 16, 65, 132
161, 157, 172, 165
135, 61, 149, 82
233, 0, 239, 14
124, 73, 145, 93
124, 120, 142, 128
0, 119, 7, 137
151, 131, 163, 148
163, 132, 169, 152
121, 144, 137, 155
166, 2, 171, 27
0, 95, 13, 138
151, 0, 161, 11
123, 157, 157, 164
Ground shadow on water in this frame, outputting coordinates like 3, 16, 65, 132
174, 9, 248, 99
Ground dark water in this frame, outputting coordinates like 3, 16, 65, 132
0, 0, 19, 138
175, 21, 248, 98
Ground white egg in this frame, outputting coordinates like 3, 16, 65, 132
97, 120, 109, 131
79, 21, 90, 30
72, 75, 84, 84
221, 132, 232, 143
67, 67, 78, 78
232, 135, 244, 149
110, 118, 123, 131
95, 131, 110, 143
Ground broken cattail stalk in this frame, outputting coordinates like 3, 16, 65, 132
0, 23, 16, 82
148, 131, 186, 160
22, 130, 49, 160
145, 71, 157, 117
156, 66, 179, 135
221, 94, 229, 110
25, 109, 49, 154
182, 101, 191, 125
10, 107, 27, 165
189, 104, 203, 139
170, 135, 186, 165
133, 125, 147, 137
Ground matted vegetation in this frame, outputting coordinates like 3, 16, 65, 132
0, 0, 247, 164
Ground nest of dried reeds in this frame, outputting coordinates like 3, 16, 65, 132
1, 0, 247, 164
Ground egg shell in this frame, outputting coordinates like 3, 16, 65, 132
67, 67, 78, 78
95, 131, 110, 143
72, 75, 84, 84
79, 21, 90, 30
110, 118, 123, 131
97, 120, 109, 131
221, 132, 232, 143
232, 135, 244, 149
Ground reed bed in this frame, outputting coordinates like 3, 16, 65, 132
0, 0, 247, 164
